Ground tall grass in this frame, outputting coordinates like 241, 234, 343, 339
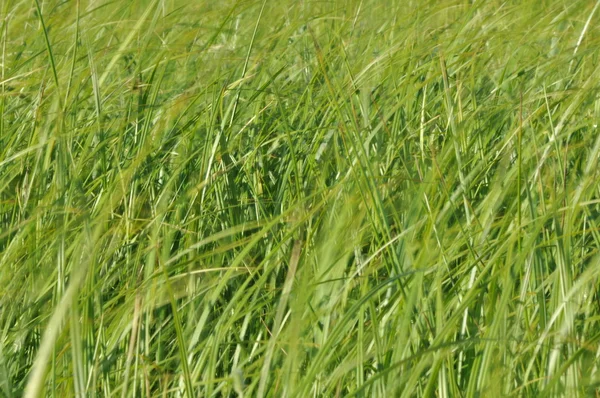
1, 0, 600, 396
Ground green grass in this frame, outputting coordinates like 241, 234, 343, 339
1, 0, 600, 396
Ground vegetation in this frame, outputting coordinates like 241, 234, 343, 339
1, 0, 600, 396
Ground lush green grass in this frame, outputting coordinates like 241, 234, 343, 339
1, 0, 600, 396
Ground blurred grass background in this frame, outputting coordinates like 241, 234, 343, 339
1, 0, 600, 396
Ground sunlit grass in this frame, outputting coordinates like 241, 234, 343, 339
1, 0, 600, 396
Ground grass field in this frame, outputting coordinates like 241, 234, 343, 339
1, 0, 600, 396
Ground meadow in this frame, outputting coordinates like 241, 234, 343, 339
1, 0, 600, 396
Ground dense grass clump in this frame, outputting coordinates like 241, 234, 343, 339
1, 0, 600, 396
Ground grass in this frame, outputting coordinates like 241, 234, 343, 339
1, 0, 600, 396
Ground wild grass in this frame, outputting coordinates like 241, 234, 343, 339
1, 0, 600, 396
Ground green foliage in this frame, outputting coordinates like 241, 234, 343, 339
1, 0, 600, 396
